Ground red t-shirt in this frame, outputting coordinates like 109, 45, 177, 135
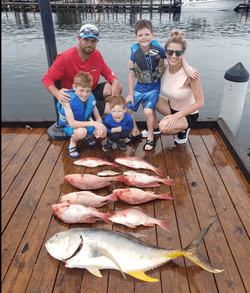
42, 47, 117, 91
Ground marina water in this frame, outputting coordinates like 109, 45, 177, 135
1, 7, 250, 151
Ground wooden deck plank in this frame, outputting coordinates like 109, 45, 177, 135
24, 142, 91, 293
150, 137, 190, 293
160, 134, 219, 293
177, 131, 246, 293
213, 128, 250, 197
1, 127, 18, 151
189, 129, 250, 293
1, 128, 45, 197
1, 127, 8, 135
1, 132, 51, 231
199, 128, 250, 237
1, 128, 33, 172
1, 141, 65, 289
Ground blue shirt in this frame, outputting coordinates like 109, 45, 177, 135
130, 44, 166, 93
103, 113, 134, 134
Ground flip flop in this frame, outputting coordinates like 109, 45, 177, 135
126, 133, 142, 144
83, 134, 96, 146
68, 145, 80, 158
143, 138, 156, 151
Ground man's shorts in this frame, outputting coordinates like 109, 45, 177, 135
126, 89, 160, 112
62, 125, 95, 137
92, 82, 106, 115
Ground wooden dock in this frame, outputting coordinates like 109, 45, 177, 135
1, 118, 250, 293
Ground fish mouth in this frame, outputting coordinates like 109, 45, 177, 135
64, 234, 84, 263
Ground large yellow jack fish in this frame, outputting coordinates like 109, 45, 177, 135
45, 220, 223, 282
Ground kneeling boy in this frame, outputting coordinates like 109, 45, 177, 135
57, 71, 107, 158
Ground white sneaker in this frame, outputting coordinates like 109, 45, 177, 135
141, 128, 161, 138
175, 128, 191, 144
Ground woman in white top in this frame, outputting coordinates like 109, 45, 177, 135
156, 30, 204, 144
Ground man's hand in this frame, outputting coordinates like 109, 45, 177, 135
56, 88, 71, 105
111, 79, 121, 97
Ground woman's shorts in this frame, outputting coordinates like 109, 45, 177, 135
170, 107, 199, 128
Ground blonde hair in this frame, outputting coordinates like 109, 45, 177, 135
74, 71, 93, 89
165, 30, 188, 52
109, 95, 126, 109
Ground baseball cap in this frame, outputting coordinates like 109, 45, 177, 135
79, 24, 99, 40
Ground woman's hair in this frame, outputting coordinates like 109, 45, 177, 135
165, 30, 188, 52
74, 71, 93, 89
109, 95, 126, 109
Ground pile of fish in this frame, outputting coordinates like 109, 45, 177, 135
47, 156, 223, 281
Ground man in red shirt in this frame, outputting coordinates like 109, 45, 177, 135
43, 23, 122, 115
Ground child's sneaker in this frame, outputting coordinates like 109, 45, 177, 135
102, 139, 113, 152
141, 127, 161, 138
116, 140, 127, 151
174, 128, 191, 144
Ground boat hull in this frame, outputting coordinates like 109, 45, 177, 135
181, 0, 240, 11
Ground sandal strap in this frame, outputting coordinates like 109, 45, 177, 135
69, 147, 78, 153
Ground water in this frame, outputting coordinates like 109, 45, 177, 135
1, 6, 250, 151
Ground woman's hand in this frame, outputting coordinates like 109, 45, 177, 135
162, 114, 178, 131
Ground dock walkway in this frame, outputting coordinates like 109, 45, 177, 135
1, 120, 250, 293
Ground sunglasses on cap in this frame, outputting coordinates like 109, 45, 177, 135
166, 50, 183, 57
80, 28, 99, 37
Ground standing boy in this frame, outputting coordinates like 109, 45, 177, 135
126, 19, 197, 151
57, 71, 107, 158
102, 95, 133, 152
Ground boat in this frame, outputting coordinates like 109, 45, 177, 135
181, 0, 241, 11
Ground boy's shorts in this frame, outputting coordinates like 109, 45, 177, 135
62, 126, 95, 138
92, 82, 106, 115
126, 89, 160, 112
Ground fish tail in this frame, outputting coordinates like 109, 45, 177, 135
154, 168, 165, 176
158, 219, 173, 232
114, 175, 126, 182
110, 162, 120, 167
167, 220, 223, 273
100, 213, 112, 224
107, 192, 118, 202
159, 193, 173, 200
162, 179, 174, 186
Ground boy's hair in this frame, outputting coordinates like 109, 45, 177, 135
134, 19, 153, 35
74, 71, 93, 89
165, 30, 188, 52
109, 95, 126, 109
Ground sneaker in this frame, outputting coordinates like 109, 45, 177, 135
102, 139, 113, 152
116, 140, 127, 151
141, 127, 161, 138
175, 128, 191, 144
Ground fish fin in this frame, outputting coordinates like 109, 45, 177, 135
107, 192, 118, 202
114, 175, 126, 181
162, 179, 174, 186
158, 219, 173, 232
167, 219, 223, 273
159, 193, 173, 200
100, 213, 112, 224
127, 271, 158, 282
154, 168, 165, 176
119, 231, 147, 239
90, 246, 126, 279
87, 268, 103, 278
